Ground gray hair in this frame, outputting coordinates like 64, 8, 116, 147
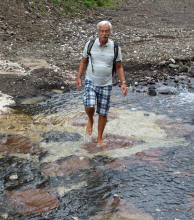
97, 21, 112, 31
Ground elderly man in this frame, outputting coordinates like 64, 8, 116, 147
76, 20, 127, 146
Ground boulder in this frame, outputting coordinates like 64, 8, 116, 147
157, 86, 176, 95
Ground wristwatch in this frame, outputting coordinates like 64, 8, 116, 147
121, 81, 126, 84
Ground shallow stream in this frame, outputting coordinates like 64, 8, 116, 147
0, 83, 193, 220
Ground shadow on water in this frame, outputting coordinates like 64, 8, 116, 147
0, 81, 194, 219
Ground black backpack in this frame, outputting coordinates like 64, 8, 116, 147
86, 38, 119, 77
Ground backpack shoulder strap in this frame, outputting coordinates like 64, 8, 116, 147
112, 42, 119, 76
113, 42, 118, 62
87, 38, 96, 57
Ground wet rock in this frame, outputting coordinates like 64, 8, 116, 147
71, 112, 88, 127
134, 82, 138, 86
84, 135, 142, 154
21, 96, 47, 105
43, 155, 91, 177
90, 196, 153, 220
19, 58, 51, 72
135, 86, 147, 93
187, 194, 194, 211
148, 85, 157, 96
178, 75, 186, 81
0, 134, 41, 154
157, 86, 176, 95
156, 118, 194, 137
133, 149, 167, 167
105, 148, 167, 169
41, 131, 81, 142
190, 66, 194, 77
6, 188, 59, 214
179, 65, 189, 73
174, 76, 179, 83
174, 170, 194, 177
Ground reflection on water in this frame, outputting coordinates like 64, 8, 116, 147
0, 87, 194, 219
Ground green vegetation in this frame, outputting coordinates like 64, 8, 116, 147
32, 0, 118, 16
51, 0, 117, 8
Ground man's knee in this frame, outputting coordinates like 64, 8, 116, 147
85, 107, 95, 115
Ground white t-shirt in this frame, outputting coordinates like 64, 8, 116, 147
83, 38, 122, 86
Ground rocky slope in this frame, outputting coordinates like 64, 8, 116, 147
0, 0, 194, 98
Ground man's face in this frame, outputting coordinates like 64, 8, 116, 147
98, 25, 110, 43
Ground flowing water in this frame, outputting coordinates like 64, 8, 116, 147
0, 84, 193, 220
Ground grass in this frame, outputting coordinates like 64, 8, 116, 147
32, 0, 118, 16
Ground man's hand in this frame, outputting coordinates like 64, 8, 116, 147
76, 57, 88, 91
121, 83, 127, 96
76, 77, 82, 90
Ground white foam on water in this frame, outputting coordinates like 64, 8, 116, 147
40, 106, 188, 162
0, 92, 15, 112
177, 92, 194, 105
0, 96, 189, 162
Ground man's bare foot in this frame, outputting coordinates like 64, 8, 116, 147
97, 138, 107, 147
86, 120, 93, 135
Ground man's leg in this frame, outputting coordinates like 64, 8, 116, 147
96, 85, 112, 146
85, 106, 95, 135
97, 115, 107, 146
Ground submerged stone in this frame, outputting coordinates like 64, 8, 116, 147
0, 134, 40, 154
105, 148, 167, 169
174, 170, 194, 177
84, 134, 143, 154
43, 155, 91, 177
90, 196, 153, 220
6, 188, 59, 214
21, 96, 46, 105
156, 118, 194, 137
41, 131, 81, 142
187, 194, 194, 211
71, 112, 88, 127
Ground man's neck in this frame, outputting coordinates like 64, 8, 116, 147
99, 38, 108, 47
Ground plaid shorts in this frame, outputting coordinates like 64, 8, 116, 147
83, 80, 112, 116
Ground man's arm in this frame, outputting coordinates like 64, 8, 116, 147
116, 61, 127, 96
76, 57, 88, 90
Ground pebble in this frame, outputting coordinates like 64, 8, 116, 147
9, 174, 18, 180
169, 58, 176, 63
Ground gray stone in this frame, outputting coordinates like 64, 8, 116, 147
190, 66, 194, 77
157, 86, 176, 95
169, 64, 179, 69
148, 86, 157, 96
179, 65, 189, 73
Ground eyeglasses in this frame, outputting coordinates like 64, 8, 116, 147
99, 29, 110, 34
